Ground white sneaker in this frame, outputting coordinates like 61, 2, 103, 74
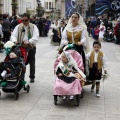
96, 93, 100, 98
69, 95, 74, 100
63, 96, 66, 100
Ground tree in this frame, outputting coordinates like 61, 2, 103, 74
36, 3, 45, 17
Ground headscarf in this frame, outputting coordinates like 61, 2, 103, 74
61, 51, 86, 79
65, 12, 87, 32
62, 12, 90, 53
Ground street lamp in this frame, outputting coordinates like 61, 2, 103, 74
36, 0, 41, 17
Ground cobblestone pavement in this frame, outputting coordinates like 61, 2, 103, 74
0, 36, 120, 120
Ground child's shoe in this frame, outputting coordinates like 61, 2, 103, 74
96, 92, 100, 98
0, 81, 7, 87
69, 95, 74, 101
20, 80, 27, 85
62, 96, 66, 101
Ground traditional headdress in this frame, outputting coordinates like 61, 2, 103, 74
62, 12, 90, 53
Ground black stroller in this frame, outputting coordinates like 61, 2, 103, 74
0, 46, 30, 100
104, 27, 115, 42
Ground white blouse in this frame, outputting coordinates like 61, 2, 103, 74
86, 51, 107, 70
61, 25, 87, 47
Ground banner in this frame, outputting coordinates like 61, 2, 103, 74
65, 0, 77, 17
96, 0, 120, 15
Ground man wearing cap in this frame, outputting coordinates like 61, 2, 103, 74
10, 13, 39, 83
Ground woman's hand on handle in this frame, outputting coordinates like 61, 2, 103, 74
78, 42, 83, 46
23, 41, 29, 44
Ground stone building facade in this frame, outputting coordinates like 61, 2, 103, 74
55, 0, 96, 18
0, 0, 26, 16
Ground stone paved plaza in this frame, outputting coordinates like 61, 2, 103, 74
0, 36, 120, 120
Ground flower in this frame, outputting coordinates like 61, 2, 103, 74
102, 73, 109, 82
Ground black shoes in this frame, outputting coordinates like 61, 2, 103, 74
30, 79, 35, 83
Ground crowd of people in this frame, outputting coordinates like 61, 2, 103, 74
85, 14, 120, 44
0, 11, 119, 100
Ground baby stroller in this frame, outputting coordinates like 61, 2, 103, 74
0, 46, 30, 100
53, 50, 84, 106
104, 27, 114, 42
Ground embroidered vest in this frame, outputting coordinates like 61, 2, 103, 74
90, 51, 103, 69
66, 31, 82, 44
18, 23, 34, 43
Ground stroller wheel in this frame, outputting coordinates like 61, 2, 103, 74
80, 89, 84, 98
76, 95, 80, 106
26, 85, 30, 93
54, 95, 57, 105
14, 91, 19, 100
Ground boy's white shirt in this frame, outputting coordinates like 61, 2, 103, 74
86, 51, 107, 71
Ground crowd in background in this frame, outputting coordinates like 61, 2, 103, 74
0, 13, 52, 47
50, 12, 120, 46
0, 12, 120, 50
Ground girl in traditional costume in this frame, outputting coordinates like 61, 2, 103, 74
60, 12, 90, 73
50, 20, 60, 46
55, 51, 86, 100
86, 41, 107, 97
98, 22, 106, 42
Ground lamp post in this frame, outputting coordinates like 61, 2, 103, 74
37, 0, 41, 17
11, 0, 17, 16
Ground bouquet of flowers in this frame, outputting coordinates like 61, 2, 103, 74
102, 73, 109, 82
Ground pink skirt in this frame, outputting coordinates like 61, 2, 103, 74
53, 77, 82, 95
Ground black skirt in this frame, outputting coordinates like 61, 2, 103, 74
58, 75, 76, 83
89, 63, 102, 81
74, 44, 86, 74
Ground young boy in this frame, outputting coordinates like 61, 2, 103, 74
0, 46, 26, 87
86, 41, 107, 97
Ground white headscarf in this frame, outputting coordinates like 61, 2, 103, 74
62, 51, 86, 79
63, 12, 90, 53
65, 12, 87, 32
52, 20, 59, 30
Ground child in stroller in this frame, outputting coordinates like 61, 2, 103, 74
0, 42, 30, 100
54, 50, 86, 106
0, 46, 26, 87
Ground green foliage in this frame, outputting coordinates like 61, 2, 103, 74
26, 9, 34, 15
36, 5, 45, 17
102, 73, 109, 82
11, 2, 18, 7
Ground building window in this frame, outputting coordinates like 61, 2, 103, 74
45, 2, 54, 9
49, 2, 51, 9
45, 2, 48, 9
49, 2, 54, 9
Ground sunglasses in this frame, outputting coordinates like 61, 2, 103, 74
22, 19, 29, 22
